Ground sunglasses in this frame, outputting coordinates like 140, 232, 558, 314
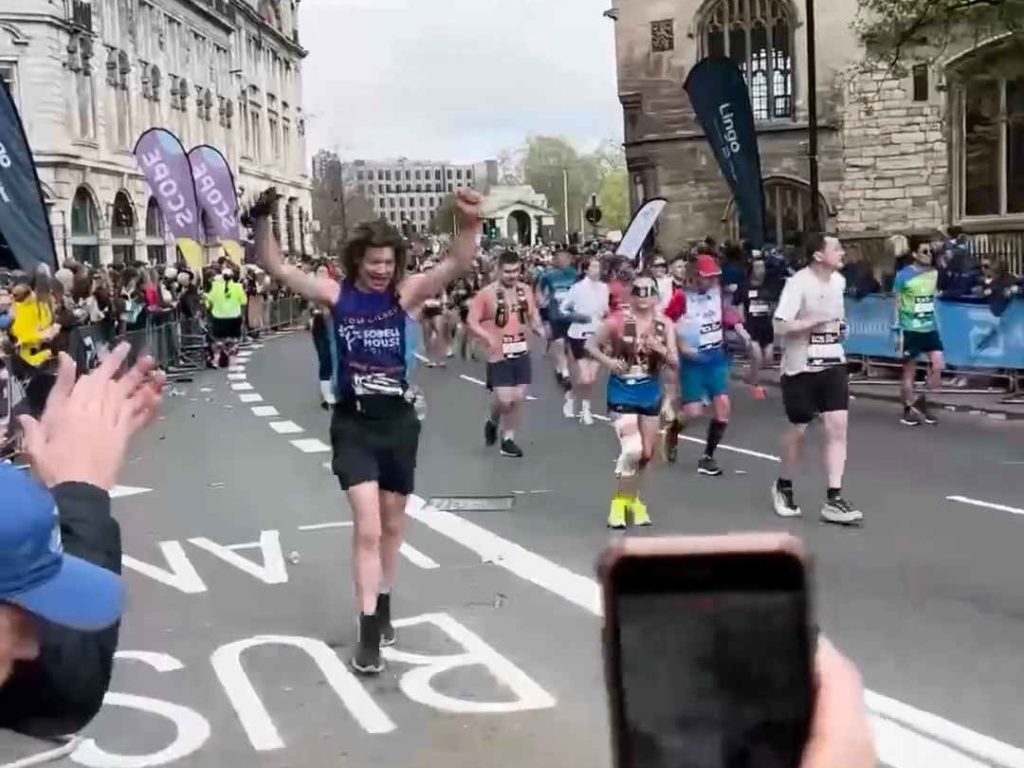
631, 283, 659, 298
652, 261, 667, 268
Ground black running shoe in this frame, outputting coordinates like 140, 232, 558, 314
351, 613, 383, 675
697, 456, 723, 476
900, 407, 922, 427
484, 419, 498, 447
664, 421, 681, 463
500, 438, 524, 458
376, 593, 396, 647
916, 396, 938, 425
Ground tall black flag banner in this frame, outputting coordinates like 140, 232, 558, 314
0, 80, 57, 271
684, 57, 766, 249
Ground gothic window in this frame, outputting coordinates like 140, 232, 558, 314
727, 178, 827, 246
651, 20, 675, 53
71, 186, 99, 264
701, 0, 793, 121
145, 197, 167, 264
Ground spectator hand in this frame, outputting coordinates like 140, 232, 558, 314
800, 638, 877, 768
19, 344, 166, 490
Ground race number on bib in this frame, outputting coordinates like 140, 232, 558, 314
913, 296, 935, 318
699, 321, 724, 351
352, 373, 405, 398
748, 301, 771, 317
502, 334, 528, 358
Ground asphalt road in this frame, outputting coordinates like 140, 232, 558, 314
3, 330, 1023, 768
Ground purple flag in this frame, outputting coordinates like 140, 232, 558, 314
133, 128, 202, 268
189, 145, 243, 264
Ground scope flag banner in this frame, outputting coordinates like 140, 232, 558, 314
134, 128, 202, 269
615, 198, 668, 268
0, 80, 57, 271
189, 145, 243, 264
684, 57, 766, 249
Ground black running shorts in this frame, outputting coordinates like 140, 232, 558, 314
550, 319, 571, 341
608, 400, 662, 418
568, 337, 591, 360
486, 355, 532, 390
902, 330, 944, 360
780, 365, 849, 425
746, 317, 775, 347
212, 316, 242, 340
330, 400, 421, 495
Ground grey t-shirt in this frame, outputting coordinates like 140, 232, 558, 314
773, 267, 847, 376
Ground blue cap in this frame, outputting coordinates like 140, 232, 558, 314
0, 464, 125, 630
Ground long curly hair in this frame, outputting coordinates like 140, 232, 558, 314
341, 219, 408, 288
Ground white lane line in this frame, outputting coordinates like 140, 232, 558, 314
680, 435, 781, 463
415, 353, 430, 364
110, 485, 152, 499
269, 420, 304, 435
592, 413, 611, 422
227, 373, 247, 381
946, 495, 1024, 517
235, 351, 253, 358
251, 406, 280, 417
231, 382, 254, 391
238, 393, 263, 403
400, 543, 440, 569
250, 343, 265, 349
405, 494, 1024, 768
291, 438, 331, 453
459, 374, 487, 387
228, 366, 246, 372
297, 521, 353, 531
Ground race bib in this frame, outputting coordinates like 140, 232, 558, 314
352, 373, 405, 398
502, 333, 528, 358
699, 321, 724, 351
913, 296, 935, 317
748, 301, 771, 317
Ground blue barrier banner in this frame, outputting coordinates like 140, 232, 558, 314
844, 296, 1024, 369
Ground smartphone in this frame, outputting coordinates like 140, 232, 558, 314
600, 534, 815, 768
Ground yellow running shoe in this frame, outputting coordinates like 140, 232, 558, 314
630, 496, 652, 527
607, 495, 628, 529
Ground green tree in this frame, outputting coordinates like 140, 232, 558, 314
857, 0, 1024, 67
598, 167, 630, 232
430, 194, 458, 235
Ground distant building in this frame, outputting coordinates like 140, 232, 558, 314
349, 158, 498, 235
0, 0, 313, 266
480, 185, 557, 245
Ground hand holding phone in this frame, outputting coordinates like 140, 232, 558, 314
600, 534, 816, 768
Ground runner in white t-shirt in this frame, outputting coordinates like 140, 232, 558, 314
560, 256, 610, 425
770, 234, 862, 526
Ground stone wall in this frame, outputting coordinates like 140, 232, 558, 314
835, 64, 948, 236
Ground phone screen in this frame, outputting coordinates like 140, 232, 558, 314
608, 553, 813, 768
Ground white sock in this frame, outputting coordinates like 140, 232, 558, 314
503, 431, 515, 441
582, 400, 592, 413
564, 392, 574, 403
559, 367, 569, 378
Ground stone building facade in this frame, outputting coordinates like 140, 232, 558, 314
610, 0, 1024, 267
0, 0, 313, 267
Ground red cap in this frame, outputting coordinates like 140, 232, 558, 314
694, 253, 722, 278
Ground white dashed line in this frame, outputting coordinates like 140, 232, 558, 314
591, 413, 611, 422
400, 543, 440, 569
415, 353, 430, 364
297, 521, 353, 531
679, 435, 781, 463
269, 421, 304, 435
227, 373, 247, 381
251, 406, 280, 417
291, 438, 331, 453
238, 393, 263, 403
231, 382, 254, 391
228, 365, 246, 372
946, 495, 1024, 517
110, 485, 153, 499
459, 374, 487, 387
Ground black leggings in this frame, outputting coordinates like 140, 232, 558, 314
312, 328, 332, 382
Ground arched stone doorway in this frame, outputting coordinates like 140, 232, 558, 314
111, 190, 135, 264
145, 197, 168, 264
507, 210, 532, 245
70, 186, 100, 265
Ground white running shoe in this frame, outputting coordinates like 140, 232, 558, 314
581, 408, 594, 426
771, 481, 802, 518
563, 398, 575, 419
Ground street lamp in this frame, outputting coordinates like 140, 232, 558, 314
805, 0, 821, 232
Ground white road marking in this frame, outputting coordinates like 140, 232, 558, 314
406, 495, 1024, 768
227, 373, 247, 381
238, 393, 263, 403
231, 383, 254, 391
269, 421, 304, 435
110, 485, 153, 499
400, 543, 440, 569
200, 388, 213, 393
415, 353, 430, 364
251, 406, 280, 417
679, 435, 781, 462
591, 413, 611, 422
459, 374, 487, 387
249, 344, 265, 349
291, 438, 331, 453
297, 521, 353, 531
235, 351, 253, 358
946, 495, 1024, 517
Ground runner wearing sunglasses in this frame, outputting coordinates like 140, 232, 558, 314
895, 237, 943, 427
587, 274, 677, 528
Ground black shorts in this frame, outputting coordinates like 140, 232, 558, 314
212, 317, 242, 340
550, 320, 571, 341
422, 306, 443, 320
746, 317, 775, 347
330, 400, 421, 494
781, 365, 849, 425
608, 400, 662, 418
486, 355, 532, 390
902, 330, 944, 360
539, 306, 550, 324
568, 337, 591, 360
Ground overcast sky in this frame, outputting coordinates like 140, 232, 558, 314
299, 0, 622, 164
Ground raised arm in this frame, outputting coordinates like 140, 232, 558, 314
400, 189, 483, 313
251, 188, 340, 307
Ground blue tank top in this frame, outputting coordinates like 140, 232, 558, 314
332, 283, 410, 400
606, 312, 664, 408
